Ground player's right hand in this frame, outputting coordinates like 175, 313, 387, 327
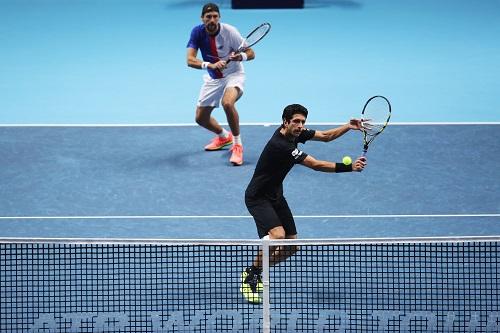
352, 157, 367, 172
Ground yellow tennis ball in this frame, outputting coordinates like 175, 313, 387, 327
342, 156, 352, 165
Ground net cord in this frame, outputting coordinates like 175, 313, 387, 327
1, 235, 499, 245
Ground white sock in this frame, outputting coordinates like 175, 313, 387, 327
233, 135, 242, 146
218, 128, 230, 139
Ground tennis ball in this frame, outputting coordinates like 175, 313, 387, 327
342, 156, 352, 165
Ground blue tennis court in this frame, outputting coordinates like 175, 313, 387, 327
1, 0, 499, 237
0, 124, 499, 238
1, 0, 499, 238
1, 1, 499, 332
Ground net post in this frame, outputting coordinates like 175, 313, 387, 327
262, 238, 271, 333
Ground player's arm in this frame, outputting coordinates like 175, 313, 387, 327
187, 47, 226, 70
300, 155, 366, 172
187, 47, 206, 69
311, 119, 363, 142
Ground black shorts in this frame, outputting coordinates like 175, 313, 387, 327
245, 195, 297, 239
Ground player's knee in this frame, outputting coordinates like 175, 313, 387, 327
282, 245, 299, 260
195, 107, 214, 125
195, 115, 203, 126
268, 227, 286, 240
195, 113, 207, 126
221, 100, 235, 111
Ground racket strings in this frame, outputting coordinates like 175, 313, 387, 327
360, 95, 391, 152
363, 122, 386, 136
362, 97, 391, 136
245, 29, 268, 45
243, 24, 271, 49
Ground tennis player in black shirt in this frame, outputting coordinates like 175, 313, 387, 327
241, 104, 367, 303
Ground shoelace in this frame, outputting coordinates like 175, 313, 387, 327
244, 273, 262, 293
231, 145, 242, 153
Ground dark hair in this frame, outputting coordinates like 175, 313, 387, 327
282, 104, 308, 125
201, 3, 220, 16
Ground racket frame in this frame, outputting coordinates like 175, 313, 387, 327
361, 95, 392, 155
206, 22, 271, 63
237, 22, 271, 53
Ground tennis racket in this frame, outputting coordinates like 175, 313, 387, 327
206, 22, 271, 63
360, 95, 391, 156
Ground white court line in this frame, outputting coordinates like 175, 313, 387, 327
0, 214, 498, 220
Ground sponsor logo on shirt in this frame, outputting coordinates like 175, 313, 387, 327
291, 148, 303, 160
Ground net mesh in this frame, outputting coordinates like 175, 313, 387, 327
1, 239, 499, 333
270, 241, 499, 332
0, 243, 261, 333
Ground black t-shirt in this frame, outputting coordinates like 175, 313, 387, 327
245, 127, 316, 200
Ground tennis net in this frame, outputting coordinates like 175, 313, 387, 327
1, 236, 499, 332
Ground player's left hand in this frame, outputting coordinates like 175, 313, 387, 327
348, 118, 363, 131
228, 52, 241, 62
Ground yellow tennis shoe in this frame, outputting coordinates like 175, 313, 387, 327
240, 268, 263, 304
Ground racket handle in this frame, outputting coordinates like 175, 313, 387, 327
225, 53, 241, 65
362, 144, 368, 157
226, 50, 245, 65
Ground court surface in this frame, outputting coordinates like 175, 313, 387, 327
1, 0, 499, 239
1, 124, 499, 238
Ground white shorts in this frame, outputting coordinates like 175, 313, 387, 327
197, 72, 245, 108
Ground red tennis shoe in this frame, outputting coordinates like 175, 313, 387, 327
204, 132, 233, 151
229, 144, 243, 166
